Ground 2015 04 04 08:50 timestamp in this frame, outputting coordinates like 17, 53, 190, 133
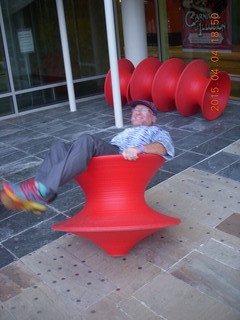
210, 12, 221, 112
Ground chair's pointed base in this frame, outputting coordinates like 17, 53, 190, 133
52, 213, 181, 256
71, 229, 163, 256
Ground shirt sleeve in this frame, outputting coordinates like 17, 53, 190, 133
152, 127, 175, 161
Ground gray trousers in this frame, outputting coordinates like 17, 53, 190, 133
36, 134, 119, 194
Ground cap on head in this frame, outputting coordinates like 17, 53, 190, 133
129, 100, 158, 117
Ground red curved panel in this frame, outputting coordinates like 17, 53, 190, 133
152, 58, 186, 112
104, 59, 135, 107
129, 57, 161, 101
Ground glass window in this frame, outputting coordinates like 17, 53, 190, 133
0, 96, 14, 116
17, 86, 68, 112
64, 0, 109, 78
1, 0, 64, 91
0, 0, 110, 116
74, 78, 105, 99
0, 24, 10, 93
157, 0, 240, 99
145, 0, 159, 58
0, 22, 13, 116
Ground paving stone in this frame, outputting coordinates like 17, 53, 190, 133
118, 296, 164, 320
0, 205, 19, 223
223, 139, 240, 155
50, 124, 98, 141
160, 151, 205, 174
44, 233, 101, 260
2, 214, 66, 258
216, 212, 240, 238
45, 121, 79, 135
201, 120, 237, 137
170, 250, 240, 312
197, 238, 240, 270
0, 207, 58, 242
4, 114, 51, 126
82, 293, 129, 320
48, 186, 85, 214
0, 143, 23, 157
218, 160, 240, 182
192, 137, 233, 156
210, 227, 240, 249
133, 272, 240, 320
0, 150, 29, 167
82, 252, 162, 297
132, 210, 240, 270
0, 123, 23, 138
0, 302, 15, 320
166, 128, 193, 143
0, 261, 40, 302
3, 282, 83, 320
2, 129, 46, 146
13, 136, 66, 156
167, 115, 211, 132
0, 156, 42, 179
144, 213, 240, 250
156, 113, 182, 127
194, 151, 239, 174
0, 246, 17, 269
175, 132, 211, 151
132, 231, 195, 271
147, 169, 175, 189
217, 125, 240, 141
146, 168, 240, 227
21, 246, 116, 311
27, 118, 73, 133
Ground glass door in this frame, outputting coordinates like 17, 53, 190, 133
0, 12, 14, 116
1, 0, 68, 112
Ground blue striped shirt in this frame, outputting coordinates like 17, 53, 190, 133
110, 125, 174, 160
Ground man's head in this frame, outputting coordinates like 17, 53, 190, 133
129, 100, 158, 127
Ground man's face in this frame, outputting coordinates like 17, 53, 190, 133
131, 104, 157, 126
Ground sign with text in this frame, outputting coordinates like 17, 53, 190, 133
18, 29, 34, 53
181, 0, 232, 51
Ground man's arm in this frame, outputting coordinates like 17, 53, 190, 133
122, 142, 167, 161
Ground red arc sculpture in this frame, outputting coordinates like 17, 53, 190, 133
104, 58, 231, 121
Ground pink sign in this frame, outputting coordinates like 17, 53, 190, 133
181, 0, 232, 51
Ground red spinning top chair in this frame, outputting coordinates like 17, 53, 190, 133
52, 154, 180, 256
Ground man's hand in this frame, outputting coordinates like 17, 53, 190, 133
122, 143, 167, 160
122, 147, 140, 161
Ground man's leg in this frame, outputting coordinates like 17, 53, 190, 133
1, 134, 119, 213
36, 134, 119, 193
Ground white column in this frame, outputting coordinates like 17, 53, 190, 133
121, 0, 148, 66
56, 0, 76, 112
104, 0, 123, 128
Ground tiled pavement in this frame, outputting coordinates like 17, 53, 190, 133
0, 97, 240, 319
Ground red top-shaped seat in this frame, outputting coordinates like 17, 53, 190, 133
52, 154, 180, 256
